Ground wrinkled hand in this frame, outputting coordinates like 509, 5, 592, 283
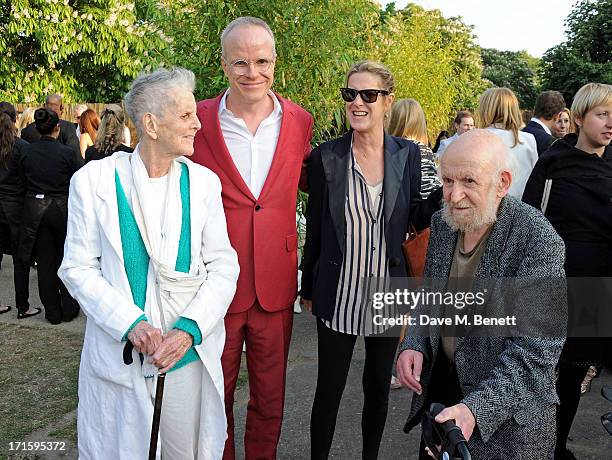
127, 321, 162, 356
435, 403, 476, 441
301, 298, 312, 313
396, 349, 423, 394
151, 329, 193, 373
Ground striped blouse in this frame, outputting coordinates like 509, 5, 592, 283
323, 152, 394, 336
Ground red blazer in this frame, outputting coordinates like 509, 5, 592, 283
192, 92, 314, 313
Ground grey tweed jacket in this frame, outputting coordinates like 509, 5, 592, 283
400, 196, 567, 459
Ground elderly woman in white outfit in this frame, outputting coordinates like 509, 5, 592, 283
477, 87, 538, 199
58, 67, 239, 459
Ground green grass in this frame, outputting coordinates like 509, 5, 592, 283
0, 323, 81, 459
49, 417, 77, 445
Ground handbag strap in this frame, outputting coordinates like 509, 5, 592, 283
540, 179, 552, 214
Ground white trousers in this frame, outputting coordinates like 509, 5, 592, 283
146, 361, 203, 459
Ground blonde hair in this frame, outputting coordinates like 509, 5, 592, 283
387, 98, 428, 145
346, 60, 395, 93
571, 83, 612, 122
17, 107, 35, 137
477, 87, 523, 147
559, 107, 576, 134
94, 104, 127, 156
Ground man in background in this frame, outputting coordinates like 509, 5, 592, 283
21, 94, 80, 154
522, 90, 566, 154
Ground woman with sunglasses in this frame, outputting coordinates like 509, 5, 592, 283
301, 60, 440, 459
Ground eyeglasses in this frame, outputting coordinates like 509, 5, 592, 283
225, 57, 275, 75
340, 88, 389, 103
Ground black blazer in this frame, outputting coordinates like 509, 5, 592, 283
522, 120, 555, 155
300, 131, 441, 320
20, 119, 80, 155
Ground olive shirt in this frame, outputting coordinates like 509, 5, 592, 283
442, 227, 493, 361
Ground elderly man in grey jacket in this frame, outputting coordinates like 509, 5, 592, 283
397, 129, 566, 459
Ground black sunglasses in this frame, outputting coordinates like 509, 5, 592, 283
340, 87, 389, 103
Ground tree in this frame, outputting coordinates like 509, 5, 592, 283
379, 4, 487, 140
0, 0, 165, 103
481, 48, 540, 109
540, 0, 612, 103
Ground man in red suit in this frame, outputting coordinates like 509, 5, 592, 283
192, 16, 313, 460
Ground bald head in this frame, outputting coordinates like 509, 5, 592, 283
442, 129, 511, 176
45, 94, 63, 118
440, 129, 513, 234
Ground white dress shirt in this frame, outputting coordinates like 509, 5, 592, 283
219, 90, 282, 199
530, 117, 552, 135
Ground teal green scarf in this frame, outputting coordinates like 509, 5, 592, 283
116, 162, 200, 373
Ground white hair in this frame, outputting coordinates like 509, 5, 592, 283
220, 16, 276, 57
124, 67, 196, 137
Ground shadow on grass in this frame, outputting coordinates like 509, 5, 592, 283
0, 323, 81, 459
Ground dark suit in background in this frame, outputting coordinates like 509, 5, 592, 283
21, 119, 80, 155
522, 120, 556, 155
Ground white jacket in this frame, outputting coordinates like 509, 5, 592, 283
58, 151, 239, 459
486, 126, 538, 199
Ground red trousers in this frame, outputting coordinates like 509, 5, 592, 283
222, 302, 293, 460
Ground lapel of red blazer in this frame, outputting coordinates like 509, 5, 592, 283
200, 91, 256, 202
258, 93, 296, 202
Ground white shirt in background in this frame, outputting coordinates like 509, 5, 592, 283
218, 90, 282, 199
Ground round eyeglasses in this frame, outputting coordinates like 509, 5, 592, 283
226, 57, 275, 76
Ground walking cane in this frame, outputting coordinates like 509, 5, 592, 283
123, 341, 167, 460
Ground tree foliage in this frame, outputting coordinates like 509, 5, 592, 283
0, 0, 165, 103
2, 0, 486, 143
540, 0, 612, 103
380, 4, 486, 140
481, 48, 540, 109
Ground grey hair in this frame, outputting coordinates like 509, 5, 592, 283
124, 67, 196, 137
220, 16, 276, 57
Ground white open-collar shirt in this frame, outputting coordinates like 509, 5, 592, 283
219, 90, 283, 199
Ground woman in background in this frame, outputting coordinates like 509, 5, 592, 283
85, 104, 133, 163
552, 107, 573, 139
17, 107, 35, 138
387, 98, 442, 199
0, 102, 34, 318
78, 108, 100, 158
477, 87, 538, 198
20, 108, 82, 324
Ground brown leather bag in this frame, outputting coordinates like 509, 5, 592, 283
401, 224, 430, 277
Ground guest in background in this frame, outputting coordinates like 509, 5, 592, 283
0, 102, 34, 318
552, 107, 573, 139
73, 103, 89, 138
85, 104, 133, 163
19, 108, 82, 324
522, 90, 566, 155
436, 110, 474, 157
20, 94, 80, 154
523, 82, 612, 460
17, 107, 35, 138
477, 87, 538, 198
78, 108, 100, 158
387, 98, 442, 199
432, 130, 449, 154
